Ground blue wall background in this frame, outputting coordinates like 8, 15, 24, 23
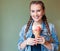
0, 0, 60, 51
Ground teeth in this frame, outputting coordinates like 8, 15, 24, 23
35, 16, 39, 19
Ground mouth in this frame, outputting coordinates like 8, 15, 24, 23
35, 16, 40, 19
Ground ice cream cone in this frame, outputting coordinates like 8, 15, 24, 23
32, 29, 40, 45
32, 25, 41, 38
32, 25, 42, 45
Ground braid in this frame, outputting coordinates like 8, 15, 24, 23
24, 16, 33, 39
42, 15, 51, 35
42, 15, 54, 43
25, 16, 33, 33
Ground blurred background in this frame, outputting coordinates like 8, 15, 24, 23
0, 0, 60, 51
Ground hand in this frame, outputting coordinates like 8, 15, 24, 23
20, 38, 36, 49
26, 38, 36, 46
36, 36, 45, 45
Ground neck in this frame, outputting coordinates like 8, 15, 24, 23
34, 20, 42, 24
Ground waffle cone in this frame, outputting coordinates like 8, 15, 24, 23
33, 30, 40, 38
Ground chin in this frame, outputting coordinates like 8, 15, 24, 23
34, 19, 41, 22
34, 20, 40, 22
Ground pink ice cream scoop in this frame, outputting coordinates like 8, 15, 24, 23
35, 26, 41, 31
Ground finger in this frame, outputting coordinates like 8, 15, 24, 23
31, 41, 36, 46
36, 38, 42, 41
37, 38, 42, 40
37, 39, 43, 42
36, 38, 43, 43
31, 39, 36, 44
38, 39, 45, 44
31, 43, 35, 46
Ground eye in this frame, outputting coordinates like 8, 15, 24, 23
31, 10, 35, 13
37, 10, 40, 12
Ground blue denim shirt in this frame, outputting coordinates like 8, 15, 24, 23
18, 22, 59, 51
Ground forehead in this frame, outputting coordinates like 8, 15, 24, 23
30, 4, 42, 10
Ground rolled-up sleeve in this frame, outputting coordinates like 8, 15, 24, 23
18, 25, 26, 51
50, 24, 59, 51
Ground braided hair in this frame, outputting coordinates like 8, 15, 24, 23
24, 1, 54, 43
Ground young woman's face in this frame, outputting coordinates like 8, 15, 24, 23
30, 4, 45, 22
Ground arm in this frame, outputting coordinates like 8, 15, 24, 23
37, 24, 59, 51
18, 25, 36, 50
44, 40, 52, 50
36, 36, 52, 50
44, 24, 59, 51
50, 24, 59, 51
18, 25, 26, 51
20, 38, 36, 49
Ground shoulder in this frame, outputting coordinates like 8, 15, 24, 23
48, 23, 55, 31
20, 24, 27, 32
19, 24, 27, 36
22, 24, 27, 29
48, 23, 55, 28
19, 24, 27, 33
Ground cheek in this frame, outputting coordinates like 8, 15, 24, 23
39, 12, 44, 16
39, 10, 45, 16
30, 13, 34, 18
30, 12, 33, 16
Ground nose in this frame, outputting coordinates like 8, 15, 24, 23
34, 11, 38, 16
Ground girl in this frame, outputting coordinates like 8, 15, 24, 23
18, 1, 59, 51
